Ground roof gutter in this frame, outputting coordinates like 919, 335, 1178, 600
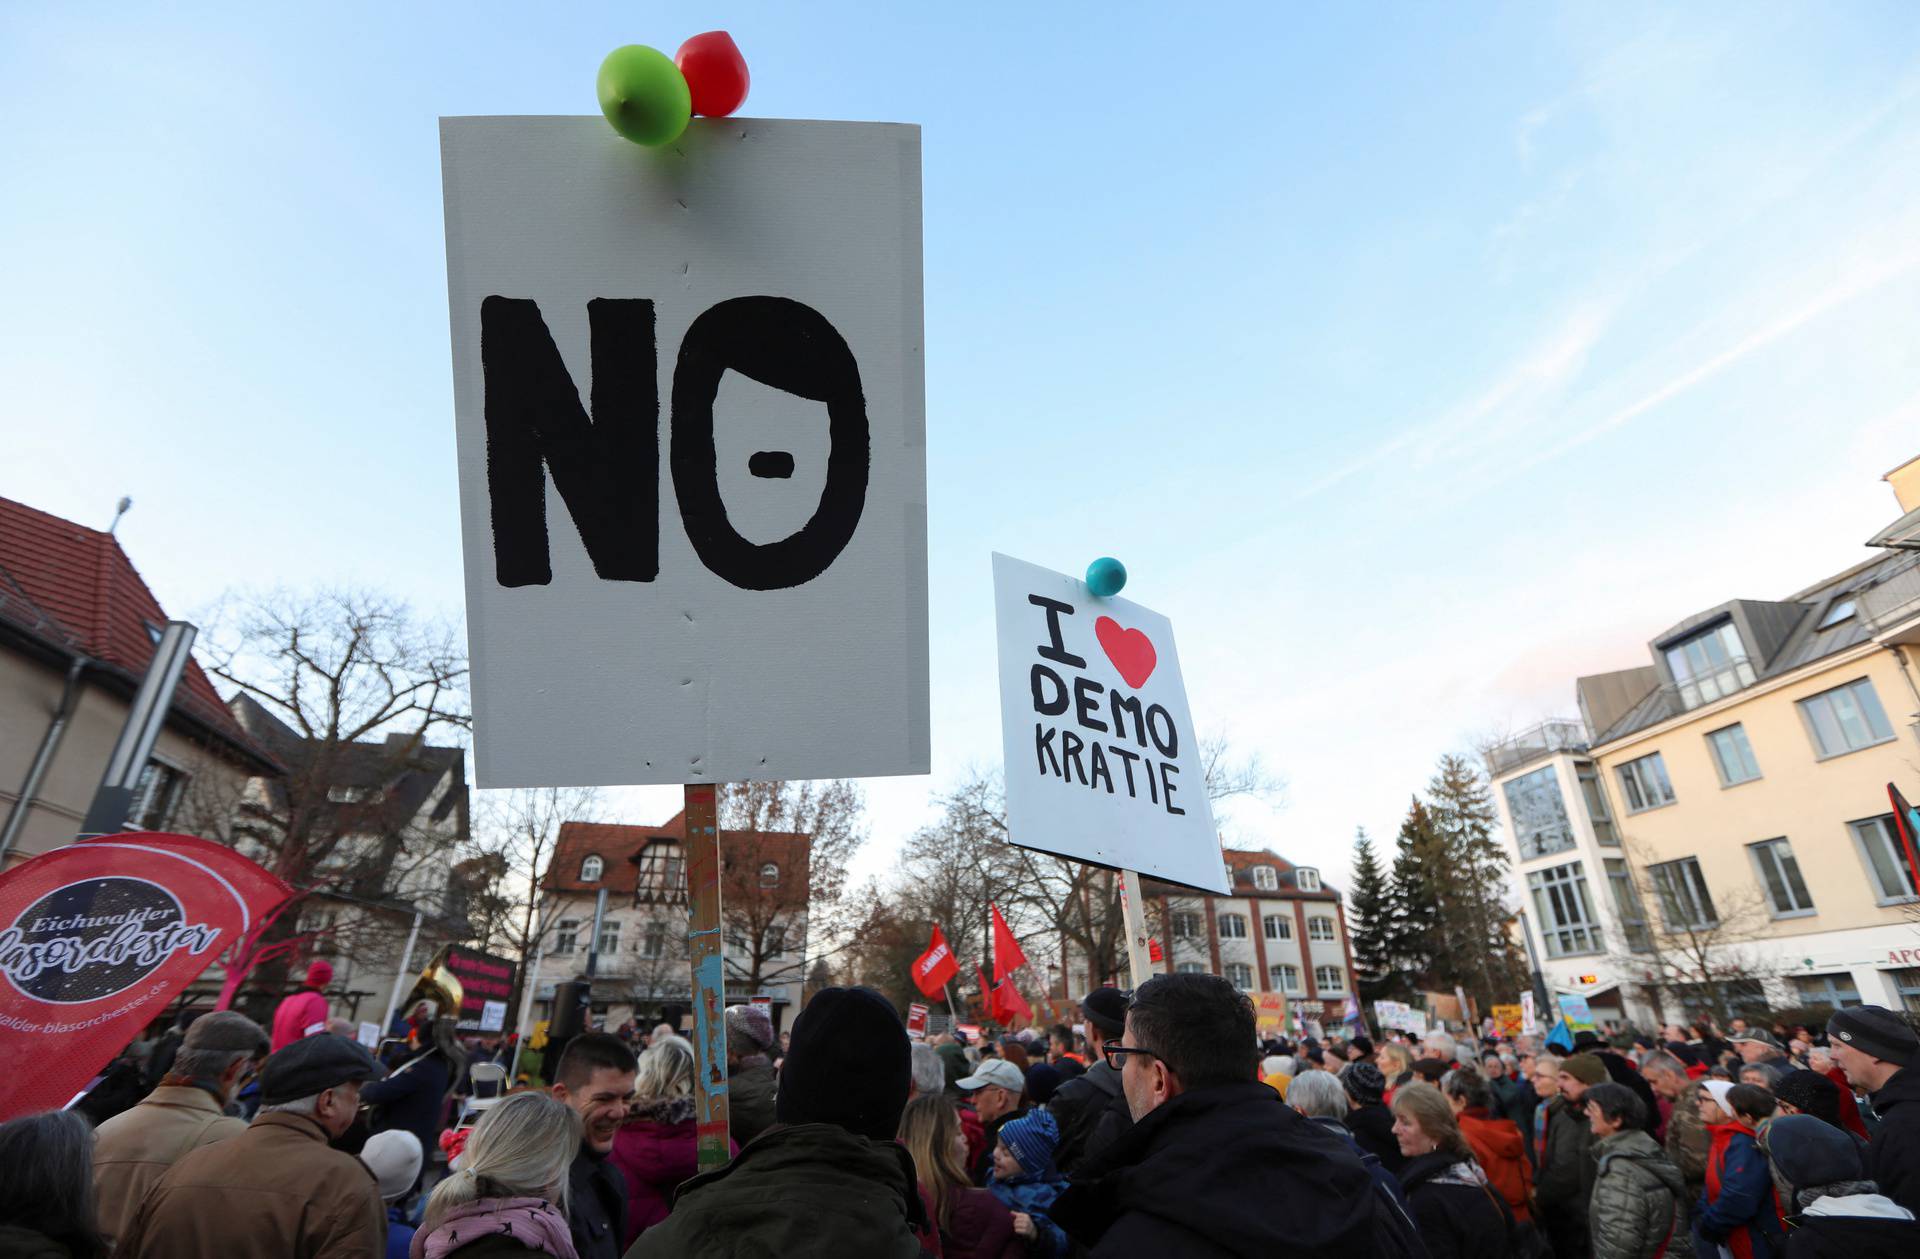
0, 654, 89, 862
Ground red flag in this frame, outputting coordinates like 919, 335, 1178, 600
0, 831, 291, 1121
1149, 937, 1164, 964
910, 924, 959, 998
993, 977, 1032, 1026
976, 965, 993, 1018
990, 904, 1027, 983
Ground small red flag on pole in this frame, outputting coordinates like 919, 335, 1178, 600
911, 924, 960, 998
993, 976, 1032, 1026
990, 903, 1027, 983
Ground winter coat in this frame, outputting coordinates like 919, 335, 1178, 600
1865, 1066, 1920, 1217
1460, 1107, 1535, 1222
1599, 1054, 1662, 1136
1782, 1192, 1920, 1259
1348, 1101, 1408, 1173
115, 1110, 385, 1259
1665, 1087, 1710, 1206
1046, 1059, 1131, 1177
1538, 1095, 1598, 1259
387, 1206, 417, 1259
608, 1108, 738, 1247
942, 1186, 1022, 1259
986, 1168, 1069, 1259
567, 1144, 629, 1259
91, 1084, 248, 1247
623, 1122, 926, 1259
411, 1197, 577, 1258
1491, 1074, 1541, 1136
937, 1042, 972, 1093
360, 1049, 454, 1162
1309, 1115, 1412, 1211
1051, 1079, 1423, 1258
728, 1057, 778, 1147
270, 987, 331, 1052
1589, 1128, 1691, 1259
1693, 1124, 1783, 1259
1399, 1151, 1512, 1259
0, 1226, 73, 1259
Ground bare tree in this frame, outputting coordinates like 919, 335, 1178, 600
1611, 837, 1781, 1024
183, 588, 471, 1017
717, 780, 866, 995
469, 786, 603, 1011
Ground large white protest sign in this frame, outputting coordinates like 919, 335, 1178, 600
992, 554, 1227, 894
441, 117, 928, 786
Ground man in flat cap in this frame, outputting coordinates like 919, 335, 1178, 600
118, 1032, 386, 1259
1828, 1005, 1920, 1215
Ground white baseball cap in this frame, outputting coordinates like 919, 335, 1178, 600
955, 1058, 1026, 1094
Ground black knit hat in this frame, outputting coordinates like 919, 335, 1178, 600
1827, 1006, 1919, 1066
1773, 1070, 1842, 1126
1340, 1060, 1386, 1104
775, 987, 910, 1142
1767, 1114, 1865, 1199
1080, 987, 1129, 1039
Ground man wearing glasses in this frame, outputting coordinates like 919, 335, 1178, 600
1051, 974, 1422, 1257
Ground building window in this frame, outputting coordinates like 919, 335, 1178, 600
1224, 962, 1253, 990
1792, 973, 1862, 1011
759, 862, 779, 888
579, 854, 604, 881
1263, 914, 1292, 940
1798, 679, 1896, 759
1850, 814, 1919, 904
1296, 868, 1320, 892
1526, 862, 1604, 957
1663, 620, 1755, 709
764, 925, 786, 956
1748, 838, 1814, 916
1307, 916, 1336, 942
129, 760, 189, 831
1176, 962, 1206, 975
641, 921, 666, 959
1616, 753, 1675, 813
595, 919, 620, 955
1817, 599, 1857, 629
1218, 914, 1248, 939
1271, 964, 1300, 993
1603, 859, 1653, 953
1315, 965, 1344, 993
1503, 764, 1575, 859
1893, 968, 1920, 1015
636, 842, 687, 903
1576, 763, 1618, 846
1172, 911, 1202, 939
1252, 866, 1278, 891
1705, 725, 1762, 787
554, 919, 579, 954
1648, 858, 1718, 930
325, 784, 375, 804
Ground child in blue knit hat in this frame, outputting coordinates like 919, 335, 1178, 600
987, 1107, 1069, 1258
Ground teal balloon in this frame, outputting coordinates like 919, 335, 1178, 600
597, 45, 692, 146
1085, 557, 1127, 597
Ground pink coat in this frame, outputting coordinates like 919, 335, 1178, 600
270, 988, 330, 1051
608, 1116, 737, 1247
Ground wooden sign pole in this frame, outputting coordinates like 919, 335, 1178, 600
683, 784, 731, 1171
1119, 868, 1153, 991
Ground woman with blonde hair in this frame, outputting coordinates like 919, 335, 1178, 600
413, 1091, 580, 1258
610, 1036, 735, 1247
1378, 1042, 1414, 1095
1391, 1082, 1514, 1259
897, 1095, 1020, 1259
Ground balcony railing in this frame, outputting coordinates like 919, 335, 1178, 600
1486, 719, 1589, 776
1860, 553, 1920, 635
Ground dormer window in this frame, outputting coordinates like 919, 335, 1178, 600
760, 862, 779, 888
1297, 868, 1320, 892
1817, 599, 1856, 630
579, 854, 603, 881
1664, 620, 1755, 709
1252, 866, 1278, 891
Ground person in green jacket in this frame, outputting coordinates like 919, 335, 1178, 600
625, 987, 928, 1259
1586, 1083, 1692, 1259
1540, 1053, 1607, 1259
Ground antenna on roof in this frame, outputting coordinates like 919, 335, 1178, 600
108, 497, 132, 536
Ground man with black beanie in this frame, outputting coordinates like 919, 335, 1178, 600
1828, 1005, 1920, 1216
1046, 986, 1134, 1176
626, 987, 926, 1258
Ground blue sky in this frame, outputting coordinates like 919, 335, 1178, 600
6, 4, 1920, 891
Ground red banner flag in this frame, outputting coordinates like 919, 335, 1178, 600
990, 903, 1027, 983
992, 977, 1032, 1027
0, 831, 291, 1121
910, 924, 959, 998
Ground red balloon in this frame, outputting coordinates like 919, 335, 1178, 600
675, 31, 749, 118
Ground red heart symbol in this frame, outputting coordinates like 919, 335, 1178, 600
1095, 616, 1157, 689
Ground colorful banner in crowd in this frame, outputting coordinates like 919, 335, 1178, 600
0, 832, 290, 1121
1253, 991, 1288, 1038
1491, 1003, 1525, 1038
438, 944, 517, 1033
1555, 992, 1597, 1032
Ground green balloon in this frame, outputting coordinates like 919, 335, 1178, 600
597, 45, 692, 146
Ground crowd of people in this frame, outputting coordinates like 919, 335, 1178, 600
1, 971, 1916, 1258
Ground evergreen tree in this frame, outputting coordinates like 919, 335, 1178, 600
1348, 827, 1395, 1000
1426, 753, 1530, 1014
1385, 796, 1446, 998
